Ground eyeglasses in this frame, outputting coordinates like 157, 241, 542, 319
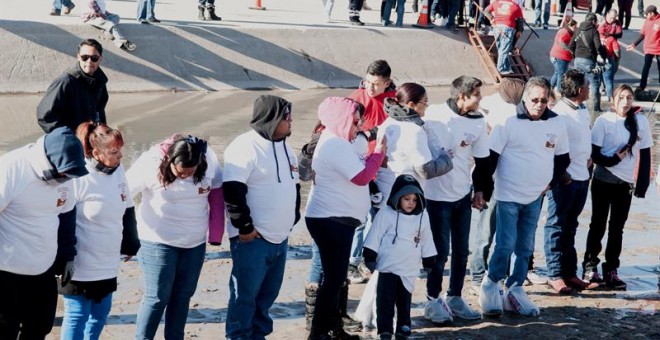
80, 54, 101, 62
529, 97, 549, 104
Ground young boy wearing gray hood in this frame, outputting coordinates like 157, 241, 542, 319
363, 174, 436, 340
223, 95, 301, 339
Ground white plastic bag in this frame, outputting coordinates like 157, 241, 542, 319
354, 270, 378, 329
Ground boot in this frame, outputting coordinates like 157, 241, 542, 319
602, 263, 627, 290
198, 6, 205, 20
349, 16, 364, 26
339, 280, 362, 332
205, 5, 222, 21
305, 284, 318, 331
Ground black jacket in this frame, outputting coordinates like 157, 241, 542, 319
36, 64, 109, 133
570, 21, 608, 62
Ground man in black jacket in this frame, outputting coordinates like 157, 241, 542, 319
36, 39, 109, 133
570, 13, 609, 116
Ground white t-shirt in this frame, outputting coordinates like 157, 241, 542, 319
480, 93, 517, 130
553, 100, 592, 181
223, 130, 299, 244
0, 139, 76, 275
127, 145, 223, 248
363, 206, 436, 293
424, 103, 490, 202
591, 111, 653, 183
490, 113, 569, 204
71, 162, 132, 281
305, 132, 370, 221
376, 118, 433, 203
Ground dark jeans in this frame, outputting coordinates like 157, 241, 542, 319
0, 268, 57, 339
595, 0, 614, 15
426, 194, 472, 298
306, 217, 356, 333
543, 180, 589, 279
376, 272, 411, 335
617, 0, 634, 28
583, 178, 633, 273
349, 0, 364, 16
638, 0, 644, 16
640, 54, 660, 90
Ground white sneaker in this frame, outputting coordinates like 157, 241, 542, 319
479, 276, 503, 316
423, 295, 453, 324
446, 295, 481, 320
504, 283, 540, 316
525, 269, 548, 286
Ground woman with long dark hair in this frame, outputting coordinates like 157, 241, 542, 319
59, 122, 140, 340
583, 84, 652, 290
128, 134, 224, 339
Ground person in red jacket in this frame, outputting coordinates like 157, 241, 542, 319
348, 59, 397, 153
483, 0, 524, 74
550, 19, 578, 92
628, 5, 660, 92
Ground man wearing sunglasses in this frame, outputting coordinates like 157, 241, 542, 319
0, 127, 88, 338
37, 39, 109, 133
480, 77, 570, 317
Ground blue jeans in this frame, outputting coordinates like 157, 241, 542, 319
602, 56, 619, 100
550, 57, 570, 92
426, 194, 473, 298
226, 237, 288, 339
470, 201, 497, 285
574, 57, 600, 109
61, 293, 113, 340
53, 0, 74, 10
383, 0, 406, 26
350, 213, 372, 266
543, 180, 589, 279
487, 195, 544, 287
446, 0, 460, 27
534, 0, 550, 25
308, 240, 323, 284
136, 0, 156, 20
495, 25, 515, 73
135, 241, 206, 340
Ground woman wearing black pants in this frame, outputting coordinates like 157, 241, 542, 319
617, 0, 634, 28
628, 6, 660, 91
583, 85, 652, 291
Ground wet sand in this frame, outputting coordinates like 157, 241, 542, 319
1, 88, 658, 339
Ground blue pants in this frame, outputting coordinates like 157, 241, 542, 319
574, 57, 600, 108
495, 25, 515, 73
136, 0, 156, 20
53, 0, 74, 10
383, 0, 406, 26
470, 201, 497, 284
308, 240, 324, 284
602, 56, 619, 100
226, 237, 288, 339
550, 57, 570, 92
61, 293, 113, 340
487, 195, 544, 287
135, 241, 206, 340
543, 180, 589, 279
426, 194, 473, 298
534, 0, 550, 25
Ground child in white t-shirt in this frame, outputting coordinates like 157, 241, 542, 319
363, 174, 437, 340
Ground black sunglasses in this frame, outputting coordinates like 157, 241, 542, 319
80, 54, 101, 62
529, 97, 549, 104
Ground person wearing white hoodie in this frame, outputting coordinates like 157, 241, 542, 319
0, 127, 88, 339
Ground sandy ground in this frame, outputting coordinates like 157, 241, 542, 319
1, 87, 657, 339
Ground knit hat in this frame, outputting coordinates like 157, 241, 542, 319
44, 126, 88, 178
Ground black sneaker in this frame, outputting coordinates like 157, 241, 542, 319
395, 325, 412, 339
604, 270, 627, 290
347, 264, 366, 284
50, 8, 61, 15
349, 16, 365, 26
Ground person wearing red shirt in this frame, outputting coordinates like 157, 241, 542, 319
599, 9, 623, 100
484, 0, 524, 74
627, 5, 660, 91
550, 19, 577, 92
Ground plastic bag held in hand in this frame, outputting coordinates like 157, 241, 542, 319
60, 260, 75, 286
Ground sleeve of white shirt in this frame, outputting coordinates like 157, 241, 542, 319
419, 213, 437, 258
423, 119, 445, 159
0, 162, 15, 212
591, 116, 605, 147
61, 182, 77, 213
118, 166, 135, 209
327, 140, 364, 181
411, 128, 433, 168
554, 120, 570, 155
472, 124, 490, 158
223, 139, 255, 184
363, 209, 387, 252
287, 143, 300, 183
206, 148, 223, 189
638, 115, 653, 149
489, 120, 508, 154
126, 151, 152, 199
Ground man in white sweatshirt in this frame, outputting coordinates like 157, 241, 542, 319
0, 127, 88, 338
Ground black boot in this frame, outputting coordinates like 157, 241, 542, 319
339, 280, 362, 332
198, 6, 205, 20
602, 263, 627, 290
205, 5, 222, 20
349, 16, 365, 26
305, 284, 318, 331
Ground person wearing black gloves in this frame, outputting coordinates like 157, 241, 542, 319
0, 127, 88, 339
362, 174, 436, 340
583, 84, 652, 290
60, 122, 140, 339
223, 95, 301, 340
